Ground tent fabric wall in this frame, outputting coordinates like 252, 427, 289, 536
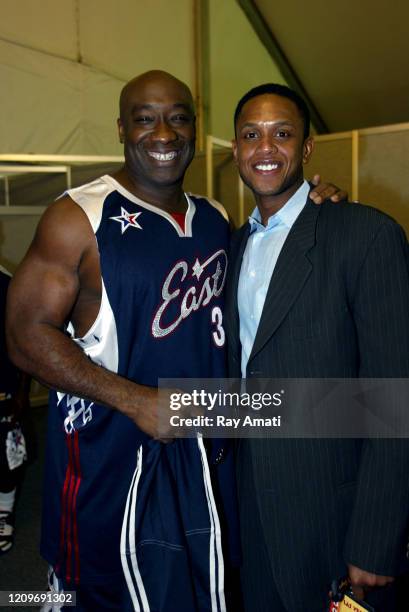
209, 0, 287, 141
307, 138, 353, 198
0, 0, 78, 60
78, 0, 194, 83
359, 130, 409, 234
0, 0, 194, 155
0, 38, 123, 154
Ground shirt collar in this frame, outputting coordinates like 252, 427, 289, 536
248, 179, 310, 233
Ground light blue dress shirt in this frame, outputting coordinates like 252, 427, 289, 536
238, 180, 310, 376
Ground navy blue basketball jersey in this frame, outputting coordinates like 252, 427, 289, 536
41, 176, 230, 611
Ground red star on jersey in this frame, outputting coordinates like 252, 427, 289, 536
110, 207, 143, 234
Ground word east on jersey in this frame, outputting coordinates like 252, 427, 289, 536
152, 248, 227, 346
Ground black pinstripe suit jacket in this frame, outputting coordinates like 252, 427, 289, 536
225, 196, 409, 610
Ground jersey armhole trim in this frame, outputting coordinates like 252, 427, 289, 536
187, 193, 229, 223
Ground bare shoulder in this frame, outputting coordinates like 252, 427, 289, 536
8, 194, 101, 333
30, 194, 96, 267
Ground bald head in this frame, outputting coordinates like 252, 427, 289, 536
119, 70, 194, 120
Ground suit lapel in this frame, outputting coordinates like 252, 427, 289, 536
248, 198, 320, 364
225, 223, 250, 361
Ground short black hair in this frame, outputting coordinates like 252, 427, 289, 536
234, 83, 310, 140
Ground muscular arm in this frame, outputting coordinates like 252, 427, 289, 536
6, 196, 162, 438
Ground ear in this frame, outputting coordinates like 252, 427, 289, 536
232, 139, 238, 165
117, 118, 124, 144
302, 136, 314, 164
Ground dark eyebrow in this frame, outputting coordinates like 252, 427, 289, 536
239, 120, 295, 130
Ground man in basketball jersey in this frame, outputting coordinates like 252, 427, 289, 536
6, 71, 344, 611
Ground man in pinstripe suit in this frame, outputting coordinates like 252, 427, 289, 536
225, 83, 409, 611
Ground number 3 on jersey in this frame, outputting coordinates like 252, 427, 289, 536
211, 306, 225, 347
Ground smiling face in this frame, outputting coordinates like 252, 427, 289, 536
117, 71, 196, 201
232, 93, 314, 221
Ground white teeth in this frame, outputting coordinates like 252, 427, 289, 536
255, 163, 279, 171
148, 151, 178, 161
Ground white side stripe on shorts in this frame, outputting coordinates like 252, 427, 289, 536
120, 445, 150, 612
197, 435, 226, 612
